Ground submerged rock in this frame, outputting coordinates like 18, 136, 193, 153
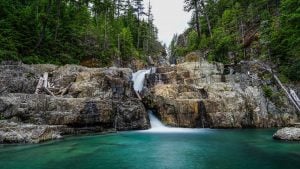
273, 128, 300, 141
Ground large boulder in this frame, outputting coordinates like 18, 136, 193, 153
273, 127, 300, 141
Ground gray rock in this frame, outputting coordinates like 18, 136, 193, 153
273, 127, 300, 141
144, 59, 299, 128
0, 120, 63, 144
0, 63, 150, 144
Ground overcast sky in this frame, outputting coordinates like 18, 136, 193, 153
145, 0, 191, 46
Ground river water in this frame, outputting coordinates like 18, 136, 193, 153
0, 129, 300, 169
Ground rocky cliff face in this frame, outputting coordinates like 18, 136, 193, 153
0, 62, 149, 143
144, 57, 299, 128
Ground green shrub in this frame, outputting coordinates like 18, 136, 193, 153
0, 114, 4, 120
262, 85, 273, 98
285, 60, 300, 81
22, 55, 45, 64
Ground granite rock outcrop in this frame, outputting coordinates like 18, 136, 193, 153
0, 62, 149, 143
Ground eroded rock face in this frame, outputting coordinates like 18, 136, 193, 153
115, 99, 149, 131
0, 63, 149, 143
0, 121, 63, 144
273, 128, 300, 141
144, 58, 299, 128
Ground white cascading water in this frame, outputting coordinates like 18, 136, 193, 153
132, 69, 151, 92
145, 110, 200, 133
148, 111, 167, 129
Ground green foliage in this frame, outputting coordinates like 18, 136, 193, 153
187, 30, 198, 51
262, 85, 273, 98
0, 0, 163, 66
263, 85, 286, 107
280, 60, 300, 82
120, 27, 135, 60
0, 111, 4, 120
211, 27, 238, 63
175, 0, 300, 81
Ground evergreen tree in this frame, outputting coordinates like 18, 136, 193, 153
0, 0, 164, 66
176, 0, 300, 81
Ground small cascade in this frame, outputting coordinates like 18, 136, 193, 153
145, 110, 200, 133
148, 111, 167, 129
132, 69, 151, 92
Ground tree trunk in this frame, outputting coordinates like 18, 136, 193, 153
194, 0, 201, 40
104, 10, 108, 50
240, 20, 246, 59
200, 1, 212, 38
117, 0, 121, 17
137, 11, 141, 49
33, 0, 52, 52
54, 0, 62, 41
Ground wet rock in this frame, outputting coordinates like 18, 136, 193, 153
273, 128, 300, 141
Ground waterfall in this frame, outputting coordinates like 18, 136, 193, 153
148, 111, 167, 129
132, 69, 151, 92
132, 69, 202, 133
145, 110, 200, 133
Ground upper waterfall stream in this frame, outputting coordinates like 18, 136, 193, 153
132, 69, 151, 92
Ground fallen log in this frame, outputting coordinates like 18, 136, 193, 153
61, 83, 72, 96
290, 89, 300, 108
256, 62, 300, 113
42, 86, 55, 97
43, 72, 48, 88
273, 75, 300, 112
135, 90, 142, 100
35, 77, 44, 94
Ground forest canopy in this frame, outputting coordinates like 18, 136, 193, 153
0, 0, 165, 66
170, 0, 299, 81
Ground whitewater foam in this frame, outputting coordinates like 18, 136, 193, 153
143, 111, 203, 133
132, 69, 151, 92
